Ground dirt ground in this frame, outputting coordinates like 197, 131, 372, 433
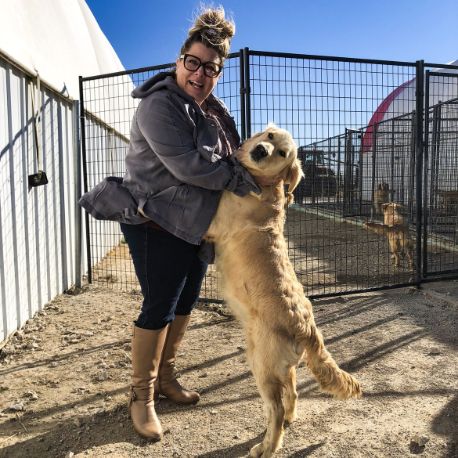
0, 277, 457, 457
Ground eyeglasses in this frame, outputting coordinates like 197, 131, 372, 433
180, 54, 223, 78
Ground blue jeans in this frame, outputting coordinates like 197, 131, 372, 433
120, 223, 208, 330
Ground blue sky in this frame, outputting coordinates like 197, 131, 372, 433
86, 0, 457, 70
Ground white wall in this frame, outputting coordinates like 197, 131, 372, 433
0, 54, 133, 341
0, 57, 81, 341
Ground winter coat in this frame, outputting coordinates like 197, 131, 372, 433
79, 72, 259, 245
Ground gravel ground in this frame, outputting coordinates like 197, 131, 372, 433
0, 280, 457, 457
1, 206, 457, 457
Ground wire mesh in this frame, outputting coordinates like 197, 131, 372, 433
80, 56, 242, 297
424, 71, 458, 276
80, 51, 458, 300
247, 52, 419, 296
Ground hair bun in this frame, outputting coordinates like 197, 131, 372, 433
184, 6, 235, 58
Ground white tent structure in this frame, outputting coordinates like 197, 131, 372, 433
0, 0, 125, 99
0, 0, 129, 341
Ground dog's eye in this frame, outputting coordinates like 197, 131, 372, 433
268, 133, 274, 140
277, 150, 286, 157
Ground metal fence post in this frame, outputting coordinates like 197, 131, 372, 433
78, 76, 92, 284
72, 100, 82, 288
243, 47, 251, 139
422, 71, 431, 278
371, 123, 378, 209
415, 60, 424, 287
239, 49, 246, 141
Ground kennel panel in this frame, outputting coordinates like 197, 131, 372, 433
80, 55, 243, 301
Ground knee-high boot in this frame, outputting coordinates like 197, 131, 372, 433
156, 315, 200, 404
129, 325, 168, 440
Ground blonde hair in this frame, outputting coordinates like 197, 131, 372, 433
180, 6, 235, 61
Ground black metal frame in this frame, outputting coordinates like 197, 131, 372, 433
79, 49, 458, 299
422, 70, 458, 279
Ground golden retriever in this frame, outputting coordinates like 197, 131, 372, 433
364, 202, 414, 269
205, 125, 362, 457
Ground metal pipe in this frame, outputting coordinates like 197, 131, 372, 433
239, 50, 246, 141
243, 48, 251, 139
73, 100, 82, 288
415, 60, 425, 287
78, 76, 92, 284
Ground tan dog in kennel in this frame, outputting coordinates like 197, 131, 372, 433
373, 181, 391, 215
205, 124, 362, 457
364, 202, 414, 269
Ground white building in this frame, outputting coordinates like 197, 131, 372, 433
360, 61, 458, 204
0, 0, 127, 341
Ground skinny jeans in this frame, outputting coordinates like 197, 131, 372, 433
120, 223, 208, 330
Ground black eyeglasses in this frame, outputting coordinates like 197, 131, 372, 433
180, 54, 223, 78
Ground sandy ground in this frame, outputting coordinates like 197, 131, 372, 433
0, 278, 457, 457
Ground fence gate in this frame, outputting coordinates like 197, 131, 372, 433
423, 70, 458, 278
79, 51, 458, 300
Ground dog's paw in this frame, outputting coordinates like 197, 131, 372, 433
249, 442, 264, 457
337, 373, 362, 400
284, 410, 297, 426
285, 192, 294, 206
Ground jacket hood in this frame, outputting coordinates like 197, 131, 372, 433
131, 71, 228, 118
131, 71, 194, 103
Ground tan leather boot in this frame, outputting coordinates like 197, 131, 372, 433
129, 325, 168, 440
156, 315, 200, 404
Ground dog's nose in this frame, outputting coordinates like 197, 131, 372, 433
251, 144, 268, 162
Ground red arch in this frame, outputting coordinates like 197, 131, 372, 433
362, 78, 414, 152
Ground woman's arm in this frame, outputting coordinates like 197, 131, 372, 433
136, 92, 259, 195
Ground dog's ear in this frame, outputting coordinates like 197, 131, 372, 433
381, 203, 389, 211
284, 158, 304, 196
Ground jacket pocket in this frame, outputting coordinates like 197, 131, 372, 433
196, 117, 221, 163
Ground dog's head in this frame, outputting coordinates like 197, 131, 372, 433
236, 124, 304, 199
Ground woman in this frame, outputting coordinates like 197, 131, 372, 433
81, 7, 262, 440
124, 8, 260, 441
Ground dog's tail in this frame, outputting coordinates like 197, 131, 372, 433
363, 221, 390, 235
300, 323, 362, 400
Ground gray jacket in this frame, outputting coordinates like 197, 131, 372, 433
79, 72, 259, 245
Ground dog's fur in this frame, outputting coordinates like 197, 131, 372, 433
373, 182, 390, 215
381, 202, 406, 227
364, 202, 414, 269
205, 125, 361, 457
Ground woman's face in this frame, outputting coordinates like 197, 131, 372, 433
175, 42, 222, 106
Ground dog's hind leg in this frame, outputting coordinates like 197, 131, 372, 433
406, 248, 414, 270
302, 322, 361, 400
391, 252, 400, 268
392, 238, 401, 267
282, 366, 298, 425
249, 372, 285, 458
405, 239, 414, 270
